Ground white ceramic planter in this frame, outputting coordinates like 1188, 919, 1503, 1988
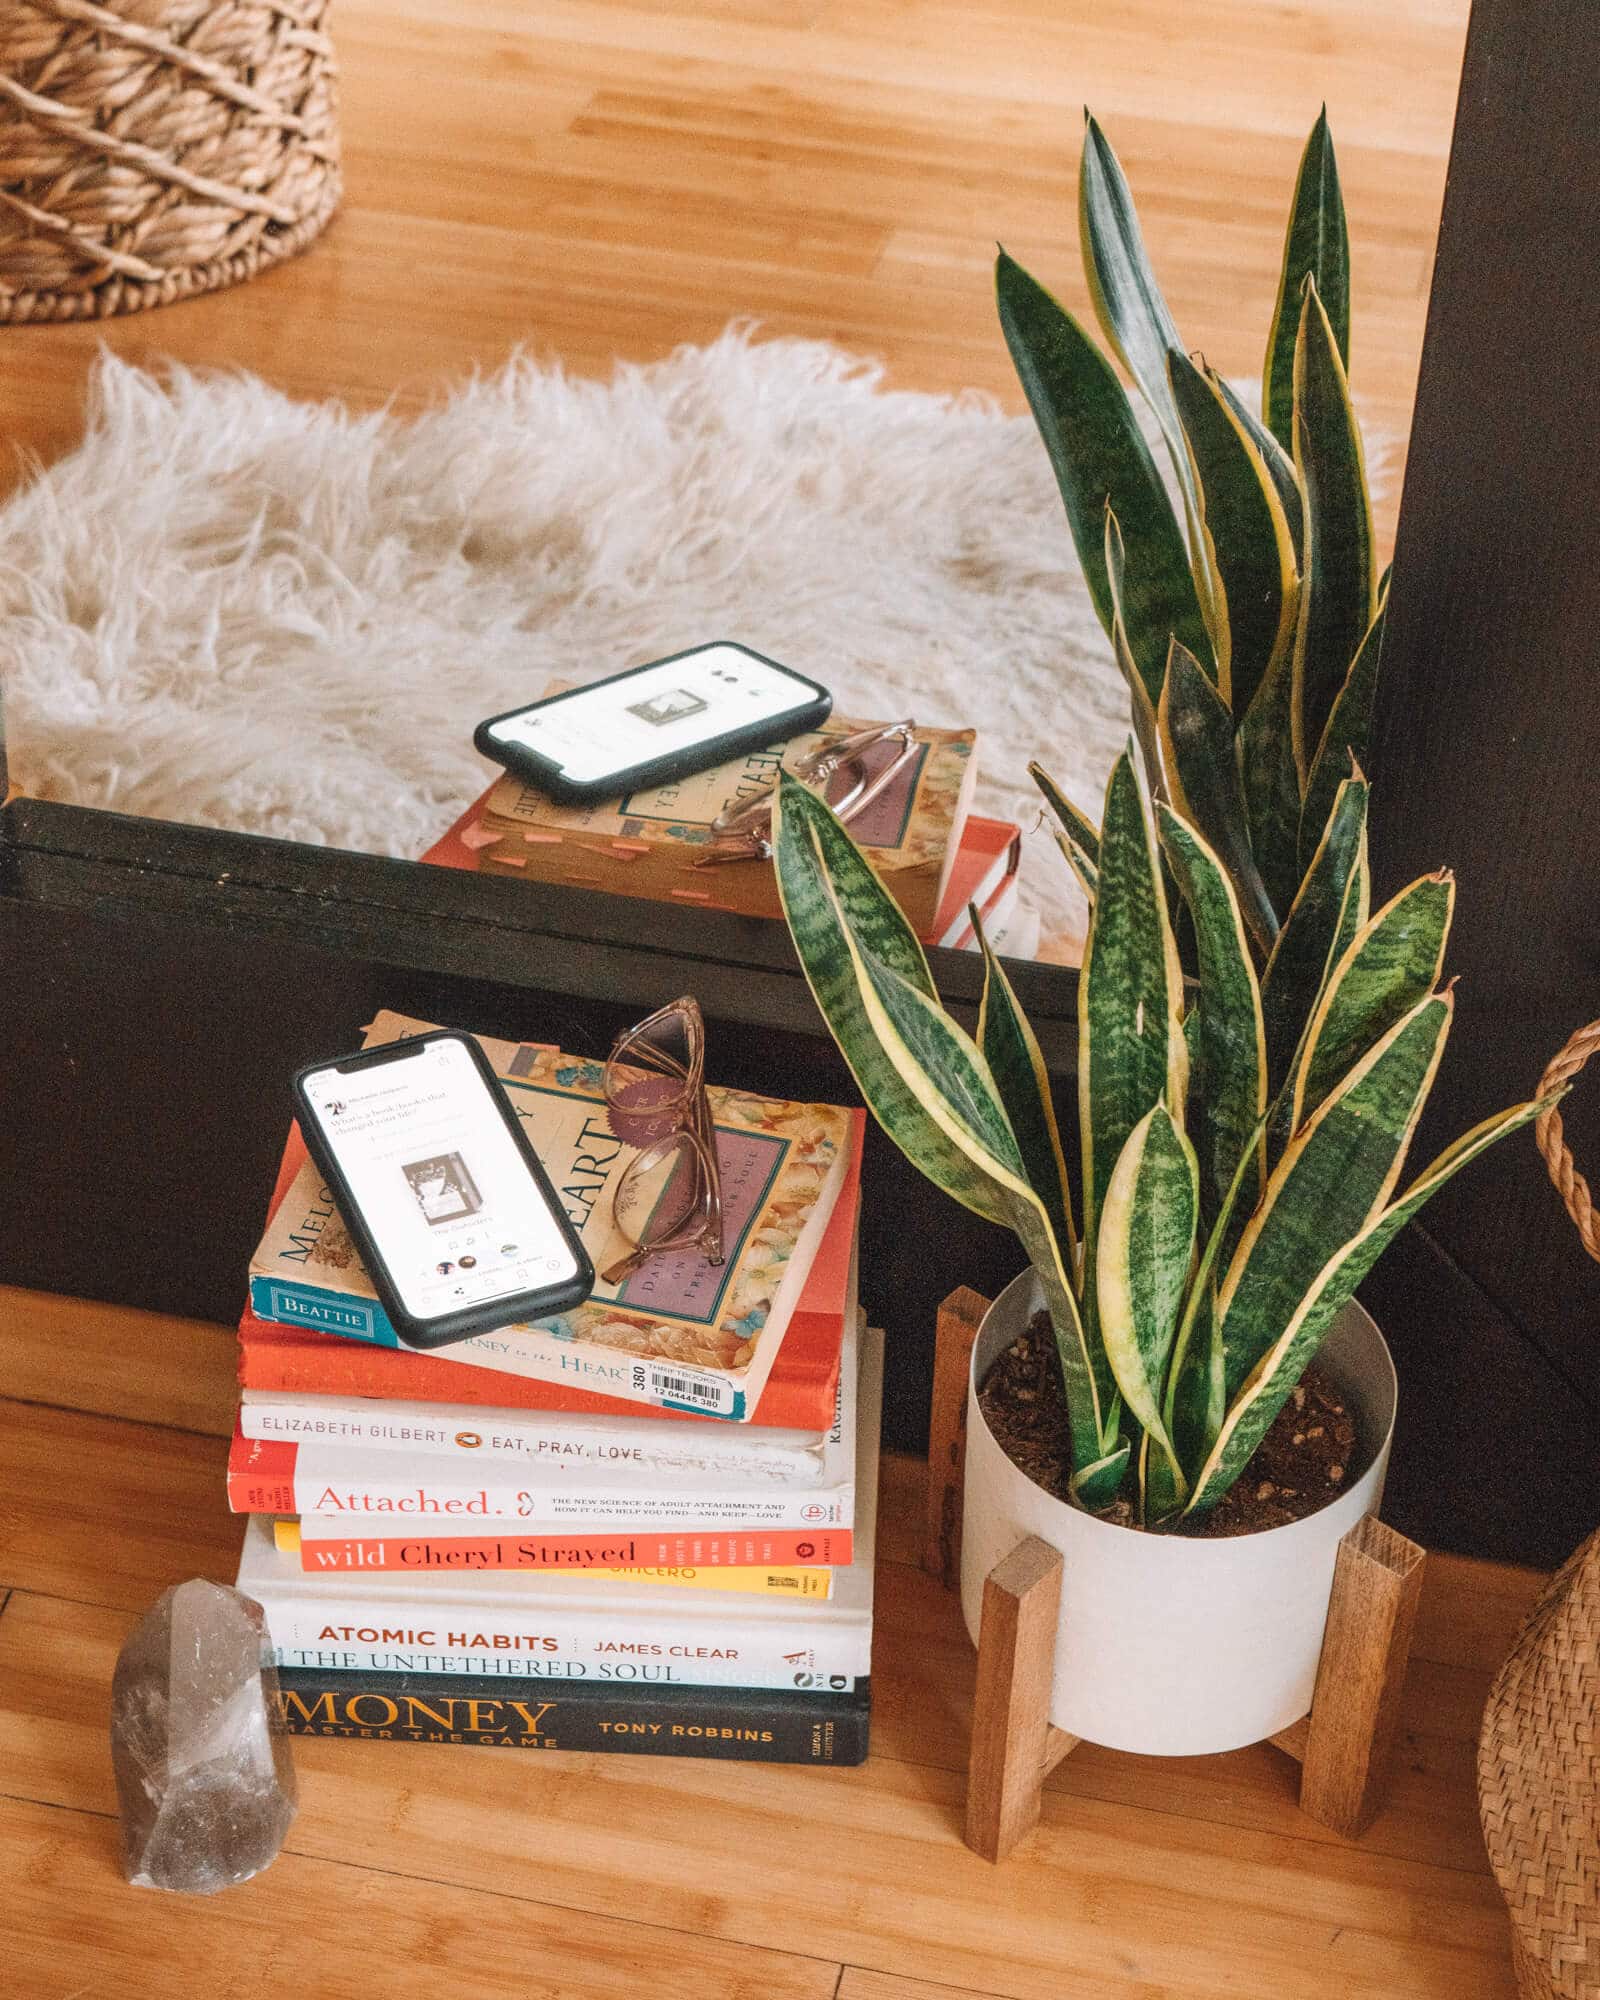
960, 1270, 1397, 1757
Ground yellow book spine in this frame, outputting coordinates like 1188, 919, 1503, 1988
272, 1522, 832, 1599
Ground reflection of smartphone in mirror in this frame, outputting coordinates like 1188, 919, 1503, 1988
474, 642, 832, 804
292, 1031, 594, 1349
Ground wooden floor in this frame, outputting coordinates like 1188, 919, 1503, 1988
0, 1282, 1538, 2000
0, 0, 1469, 560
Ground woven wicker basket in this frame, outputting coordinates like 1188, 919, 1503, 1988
1476, 1019, 1600, 1999
1478, 1531, 1600, 1999
0, 0, 339, 322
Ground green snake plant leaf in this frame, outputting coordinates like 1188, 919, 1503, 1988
1157, 806, 1268, 1216
1216, 989, 1452, 1399
1167, 348, 1300, 720
1188, 1092, 1552, 1516
853, 938, 1115, 1479
1299, 574, 1388, 874
1105, 508, 1169, 770
1214, 373, 1305, 562
1078, 115, 1212, 625
1096, 1100, 1198, 1503
769, 761, 935, 998
996, 249, 1211, 699
1080, 749, 1189, 1266
773, 774, 1115, 1482
1145, 1111, 1268, 1524
1158, 639, 1278, 954
1292, 275, 1375, 764
1079, 750, 1187, 1449
773, 774, 1013, 1226
1236, 636, 1306, 924
1069, 1439, 1134, 1513
1030, 761, 1099, 903
978, 913, 1078, 1264
1288, 872, 1455, 1133
1263, 110, 1350, 452
1259, 770, 1369, 1094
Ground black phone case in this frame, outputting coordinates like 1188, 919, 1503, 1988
291, 1029, 595, 1350
473, 642, 833, 805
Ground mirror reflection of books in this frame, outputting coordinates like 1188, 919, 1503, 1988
402, 1152, 483, 1227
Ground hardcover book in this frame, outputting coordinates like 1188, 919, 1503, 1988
237, 1114, 859, 1432
275, 1668, 869, 1763
930, 814, 1020, 948
249, 1010, 859, 1421
472, 713, 977, 935
233, 1303, 860, 1523
237, 1324, 883, 1691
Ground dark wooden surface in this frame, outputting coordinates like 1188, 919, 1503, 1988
1370, 0, 1600, 1551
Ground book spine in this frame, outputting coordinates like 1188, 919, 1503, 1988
227, 1436, 852, 1528
294, 1526, 854, 1572
247, 1273, 752, 1421
235, 1395, 830, 1482
274, 1669, 868, 1763
264, 1624, 863, 1692
271, 1521, 832, 1597
235, 1312, 842, 1433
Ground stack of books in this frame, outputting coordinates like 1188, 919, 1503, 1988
231, 1010, 880, 1765
452, 704, 1034, 952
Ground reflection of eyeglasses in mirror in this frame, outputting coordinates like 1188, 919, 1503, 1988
696, 720, 918, 865
599, 996, 723, 1285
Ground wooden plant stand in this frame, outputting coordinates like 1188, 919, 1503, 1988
924, 1289, 1427, 1863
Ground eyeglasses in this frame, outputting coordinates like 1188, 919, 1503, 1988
695, 720, 918, 865
599, 996, 724, 1284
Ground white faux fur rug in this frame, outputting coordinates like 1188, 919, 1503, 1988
0, 328, 1174, 946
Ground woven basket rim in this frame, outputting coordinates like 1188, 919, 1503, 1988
0, 175, 340, 323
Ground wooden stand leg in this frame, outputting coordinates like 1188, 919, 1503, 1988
1289, 1515, 1426, 1839
964, 1536, 1079, 1862
922, 1287, 989, 1587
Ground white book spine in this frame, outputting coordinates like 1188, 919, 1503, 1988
256, 1613, 866, 1691
237, 1393, 829, 1483
280, 1480, 852, 1531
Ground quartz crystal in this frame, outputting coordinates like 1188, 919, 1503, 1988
110, 1578, 297, 1893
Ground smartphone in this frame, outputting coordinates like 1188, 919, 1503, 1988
292, 1030, 594, 1349
474, 642, 832, 804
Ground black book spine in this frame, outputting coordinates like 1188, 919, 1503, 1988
275, 1667, 871, 1765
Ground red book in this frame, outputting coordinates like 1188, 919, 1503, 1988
238, 1112, 862, 1433
928, 815, 1021, 946
292, 1524, 852, 1572
429, 784, 1018, 950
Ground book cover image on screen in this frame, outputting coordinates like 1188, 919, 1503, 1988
250, 1011, 863, 1423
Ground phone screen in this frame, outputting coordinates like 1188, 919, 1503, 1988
300, 1038, 582, 1324
484, 644, 819, 785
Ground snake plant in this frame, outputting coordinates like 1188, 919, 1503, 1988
999, 110, 1382, 983
773, 753, 1551, 1526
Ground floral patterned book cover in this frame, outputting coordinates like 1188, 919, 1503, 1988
249, 1013, 859, 1422
473, 714, 977, 933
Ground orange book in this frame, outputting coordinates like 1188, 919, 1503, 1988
237, 1112, 860, 1433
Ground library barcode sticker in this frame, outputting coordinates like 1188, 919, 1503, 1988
648, 1366, 736, 1416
